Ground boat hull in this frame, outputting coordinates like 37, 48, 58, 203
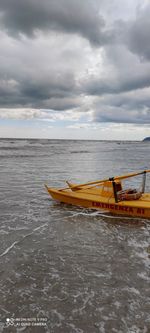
45, 186, 150, 219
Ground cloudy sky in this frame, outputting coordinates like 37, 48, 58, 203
0, 0, 150, 140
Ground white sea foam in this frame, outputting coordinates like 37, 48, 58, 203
1, 307, 10, 314
136, 251, 150, 266
72, 290, 95, 315
114, 301, 121, 309
99, 321, 105, 333
0, 222, 48, 257
137, 272, 150, 281
0, 229, 9, 235
127, 325, 148, 333
123, 287, 140, 295
71, 210, 102, 217
0, 241, 18, 257
128, 239, 150, 248
8, 227, 30, 231
33, 222, 48, 232
67, 323, 84, 333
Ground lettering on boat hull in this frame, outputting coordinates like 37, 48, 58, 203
92, 202, 145, 215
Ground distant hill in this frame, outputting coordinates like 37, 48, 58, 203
143, 137, 150, 141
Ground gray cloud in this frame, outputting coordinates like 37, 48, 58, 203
105, 89, 150, 111
92, 89, 150, 124
84, 69, 150, 96
0, 74, 79, 110
0, 31, 82, 110
127, 4, 150, 61
0, 0, 113, 46
0, 0, 150, 128
82, 38, 150, 125
93, 104, 150, 124
83, 43, 150, 97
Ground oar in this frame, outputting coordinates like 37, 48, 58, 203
66, 180, 104, 191
59, 169, 150, 191
59, 179, 107, 191
114, 169, 150, 181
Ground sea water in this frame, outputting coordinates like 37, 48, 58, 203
0, 139, 150, 333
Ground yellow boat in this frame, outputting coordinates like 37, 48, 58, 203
45, 170, 150, 218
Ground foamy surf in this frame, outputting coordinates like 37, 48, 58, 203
0, 139, 149, 333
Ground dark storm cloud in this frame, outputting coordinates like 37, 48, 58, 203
105, 93, 150, 111
0, 72, 79, 110
91, 79, 150, 125
93, 103, 150, 124
127, 4, 150, 61
0, 0, 113, 46
20, 73, 76, 102
84, 70, 150, 96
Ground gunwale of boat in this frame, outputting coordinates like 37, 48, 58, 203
45, 186, 150, 209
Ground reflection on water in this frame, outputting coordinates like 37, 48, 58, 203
0, 139, 150, 333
